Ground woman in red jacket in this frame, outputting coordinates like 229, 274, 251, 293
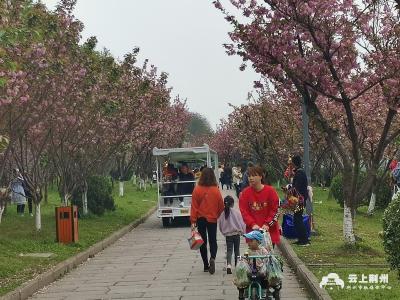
239, 165, 280, 246
190, 167, 224, 274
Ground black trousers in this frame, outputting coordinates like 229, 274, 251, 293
28, 198, 33, 214
226, 234, 240, 266
294, 208, 308, 243
197, 217, 218, 267
17, 204, 25, 214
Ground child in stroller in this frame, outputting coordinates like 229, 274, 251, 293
234, 230, 282, 300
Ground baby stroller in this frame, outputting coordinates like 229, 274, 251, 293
236, 253, 282, 300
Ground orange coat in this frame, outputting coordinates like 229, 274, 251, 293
190, 185, 224, 223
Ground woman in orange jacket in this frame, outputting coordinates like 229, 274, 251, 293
190, 167, 224, 274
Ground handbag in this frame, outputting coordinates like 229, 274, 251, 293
188, 229, 204, 250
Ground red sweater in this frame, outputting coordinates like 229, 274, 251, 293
190, 185, 224, 223
239, 185, 281, 244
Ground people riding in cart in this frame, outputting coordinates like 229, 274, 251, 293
177, 163, 195, 207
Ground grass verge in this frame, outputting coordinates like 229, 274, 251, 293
286, 187, 399, 299
0, 183, 157, 296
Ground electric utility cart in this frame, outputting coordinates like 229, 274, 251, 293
152, 145, 219, 227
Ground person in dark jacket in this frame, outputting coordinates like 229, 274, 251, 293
177, 164, 195, 207
222, 165, 233, 190
22, 177, 33, 216
240, 161, 254, 191
292, 155, 310, 246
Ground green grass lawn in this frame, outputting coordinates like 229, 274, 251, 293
286, 186, 400, 299
0, 183, 157, 296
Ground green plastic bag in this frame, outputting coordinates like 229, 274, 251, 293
233, 258, 251, 288
266, 255, 284, 287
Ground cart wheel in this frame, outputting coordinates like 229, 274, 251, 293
162, 217, 170, 227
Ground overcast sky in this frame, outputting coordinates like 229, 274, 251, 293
39, 0, 258, 129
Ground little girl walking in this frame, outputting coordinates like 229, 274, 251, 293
218, 195, 246, 274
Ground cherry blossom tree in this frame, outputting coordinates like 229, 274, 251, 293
0, 0, 190, 226
215, 0, 400, 244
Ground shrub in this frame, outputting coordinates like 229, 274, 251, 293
72, 176, 115, 216
375, 173, 392, 209
264, 164, 279, 185
330, 172, 369, 207
382, 193, 400, 279
87, 176, 115, 215
330, 174, 344, 207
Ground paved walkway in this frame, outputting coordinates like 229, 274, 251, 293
31, 190, 309, 300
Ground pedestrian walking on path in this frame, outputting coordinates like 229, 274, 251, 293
240, 161, 253, 191
239, 165, 281, 246
222, 164, 233, 190
218, 195, 246, 274
190, 167, 224, 274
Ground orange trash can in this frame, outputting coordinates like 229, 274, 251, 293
55, 205, 79, 244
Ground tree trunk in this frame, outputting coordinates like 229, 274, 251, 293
343, 202, 356, 245
0, 205, 4, 224
44, 183, 48, 204
82, 189, 88, 215
367, 192, 376, 216
63, 193, 70, 206
119, 181, 124, 197
35, 202, 41, 231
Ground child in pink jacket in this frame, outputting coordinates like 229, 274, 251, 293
218, 195, 246, 274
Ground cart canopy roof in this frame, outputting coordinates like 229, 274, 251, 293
152, 144, 217, 162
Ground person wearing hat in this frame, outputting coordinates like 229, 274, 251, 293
239, 165, 280, 246
243, 230, 269, 271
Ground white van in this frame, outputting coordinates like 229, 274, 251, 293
152, 144, 219, 227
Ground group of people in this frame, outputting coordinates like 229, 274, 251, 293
218, 164, 233, 190
218, 162, 254, 198
161, 162, 203, 207
190, 155, 311, 276
190, 164, 282, 275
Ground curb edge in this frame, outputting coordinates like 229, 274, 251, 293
277, 237, 333, 300
0, 205, 157, 300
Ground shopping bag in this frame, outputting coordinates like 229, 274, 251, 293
281, 186, 304, 214
187, 230, 204, 250
266, 255, 284, 287
282, 214, 311, 239
262, 231, 274, 253
233, 258, 251, 288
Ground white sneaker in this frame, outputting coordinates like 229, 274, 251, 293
179, 201, 184, 207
